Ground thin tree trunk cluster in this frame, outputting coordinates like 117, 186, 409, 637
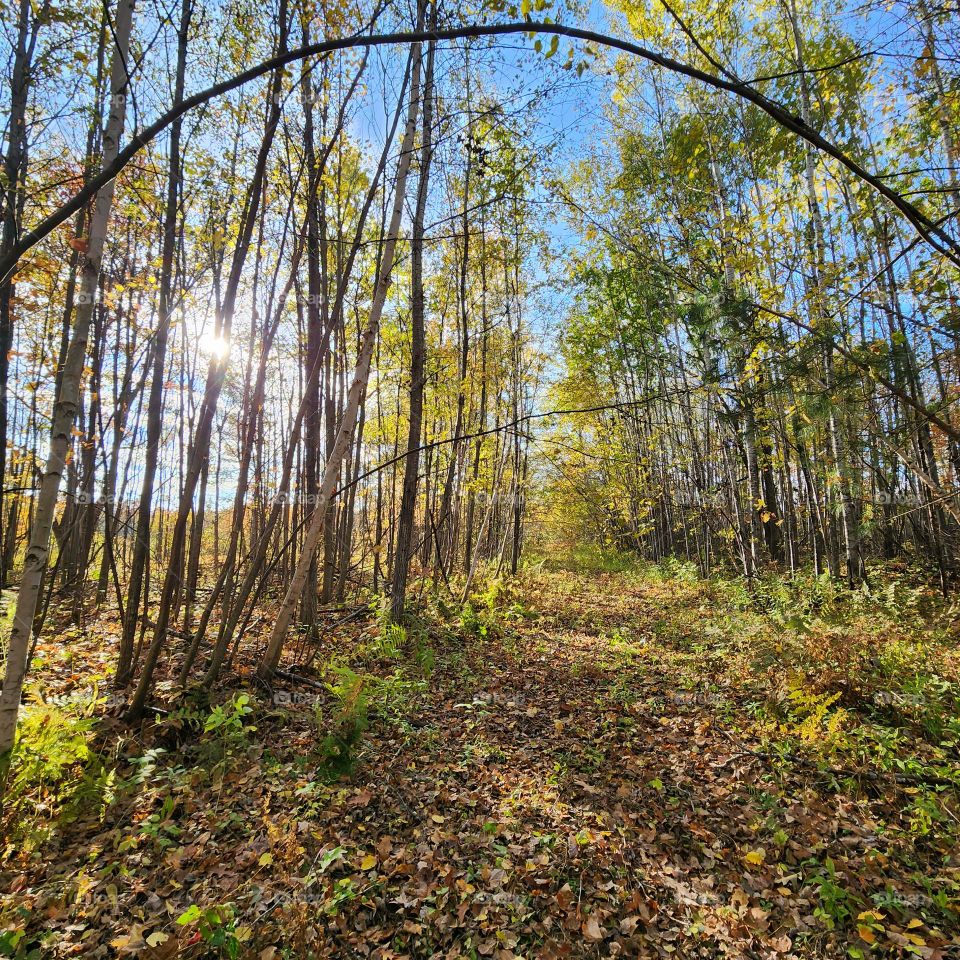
1, 0, 958, 751
547, 0, 959, 589
0, 3, 543, 749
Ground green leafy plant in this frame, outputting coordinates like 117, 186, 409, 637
199, 693, 256, 764
314, 668, 369, 776
1, 702, 114, 850
139, 794, 182, 850
378, 622, 406, 658
176, 902, 248, 958
0, 907, 42, 960
805, 856, 860, 930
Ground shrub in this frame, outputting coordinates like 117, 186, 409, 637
2, 700, 115, 851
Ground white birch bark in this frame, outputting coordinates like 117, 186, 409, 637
0, 0, 135, 754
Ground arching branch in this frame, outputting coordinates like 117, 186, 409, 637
2, 20, 958, 284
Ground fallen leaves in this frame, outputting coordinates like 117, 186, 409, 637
743, 847, 766, 866
582, 916, 605, 941
3, 571, 958, 958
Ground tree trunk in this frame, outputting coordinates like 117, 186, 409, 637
0, 0, 135, 754
390, 23, 436, 622
257, 34, 423, 679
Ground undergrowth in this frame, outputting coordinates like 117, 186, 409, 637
3, 559, 959, 956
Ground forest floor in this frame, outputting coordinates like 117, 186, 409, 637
2, 561, 960, 959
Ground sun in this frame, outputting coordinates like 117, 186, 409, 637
198, 330, 231, 362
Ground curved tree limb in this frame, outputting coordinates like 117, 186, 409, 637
2, 20, 958, 285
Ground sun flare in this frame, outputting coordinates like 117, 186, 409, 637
198, 330, 230, 361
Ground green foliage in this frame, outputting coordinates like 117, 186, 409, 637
0, 909, 42, 960
2, 701, 116, 850
457, 600, 488, 639
803, 857, 860, 931
124, 747, 173, 789
654, 556, 701, 584
457, 576, 538, 639
137, 793, 182, 850
298, 845, 364, 915
313, 668, 370, 777
199, 693, 256, 764
378, 622, 406, 659
412, 633, 436, 675
203, 692, 254, 738
177, 902, 248, 958
534, 540, 642, 577
323, 877, 360, 915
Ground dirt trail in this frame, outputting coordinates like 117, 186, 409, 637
245, 573, 948, 957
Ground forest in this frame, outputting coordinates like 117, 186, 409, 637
0, 0, 959, 954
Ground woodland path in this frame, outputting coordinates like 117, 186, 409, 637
6, 571, 954, 958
